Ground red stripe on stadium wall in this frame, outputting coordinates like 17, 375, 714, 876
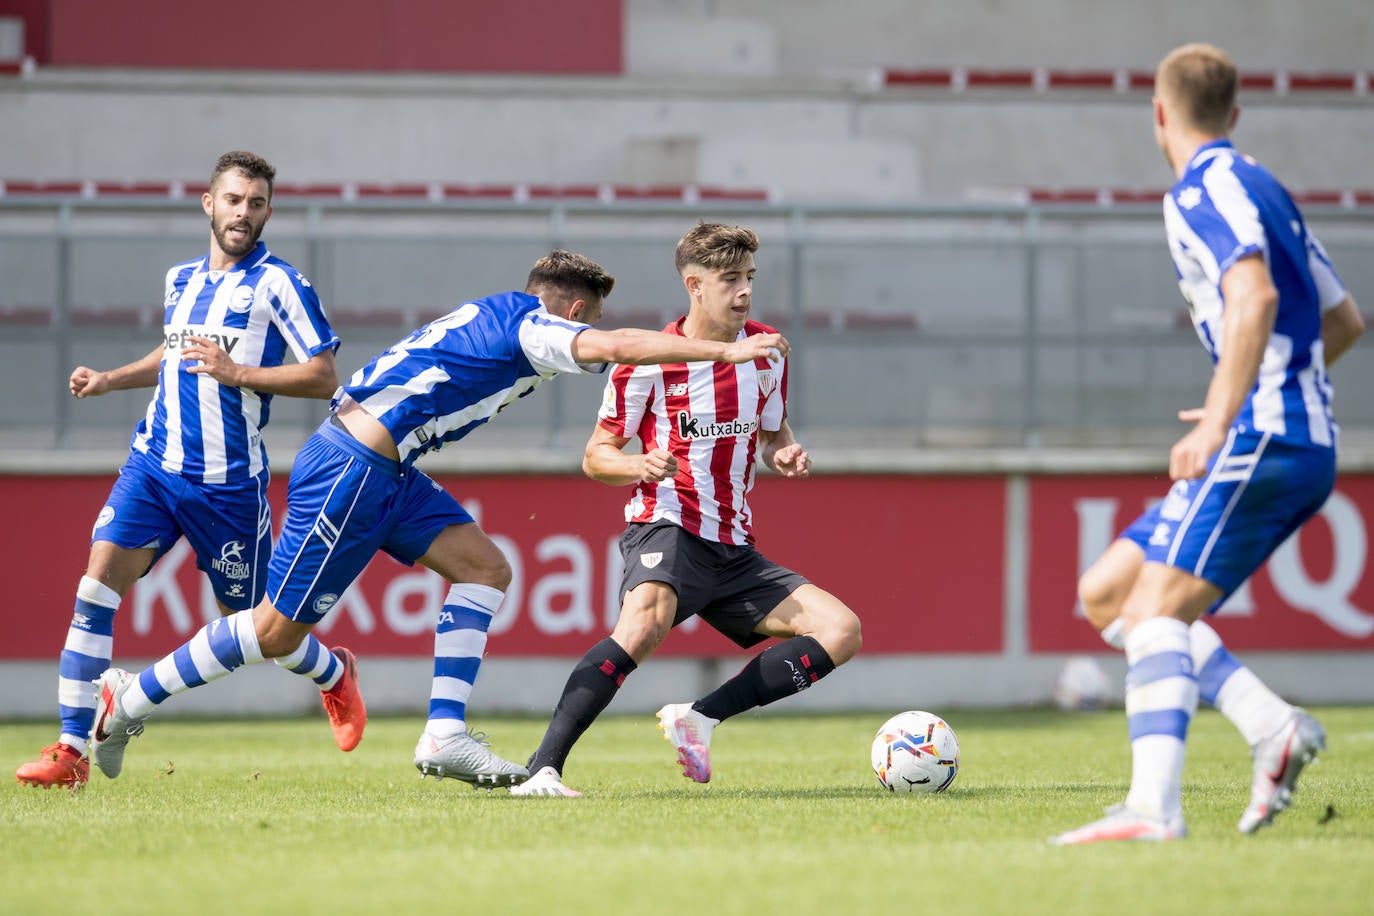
44, 0, 622, 74
0, 181, 777, 203
1023, 188, 1374, 209
0, 180, 86, 195
881, 67, 1369, 95
880, 69, 956, 88
1239, 72, 1278, 90
354, 184, 432, 199
1045, 70, 1118, 89
270, 183, 347, 198
1287, 72, 1358, 91
964, 69, 1036, 88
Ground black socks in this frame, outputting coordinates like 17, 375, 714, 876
527, 637, 637, 774
694, 635, 835, 722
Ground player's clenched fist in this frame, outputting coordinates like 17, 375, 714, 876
69, 366, 110, 399
639, 447, 678, 482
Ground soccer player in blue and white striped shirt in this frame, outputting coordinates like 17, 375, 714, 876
16, 152, 365, 790
1052, 44, 1364, 845
85, 249, 788, 787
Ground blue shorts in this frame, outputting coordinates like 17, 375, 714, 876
267, 419, 473, 624
94, 450, 271, 611
1118, 430, 1335, 609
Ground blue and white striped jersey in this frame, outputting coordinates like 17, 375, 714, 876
132, 241, 339, 483
337, 291, 605, 468
1164, 139, 1349, 448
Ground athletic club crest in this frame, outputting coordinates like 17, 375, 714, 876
640, 551, 663, 569
756, 368, 775, 397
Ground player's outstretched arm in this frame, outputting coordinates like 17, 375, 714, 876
69, 345, 165, 398
571, 328, 788, 366
182, 337, 339, 398
1322, 294, 1365, 367
582, 424, 677, 486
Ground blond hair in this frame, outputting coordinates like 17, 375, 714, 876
1156, 43, 1238, 134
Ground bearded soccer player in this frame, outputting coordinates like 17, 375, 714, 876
513, 222, 863, 797
16, 151, 364, 790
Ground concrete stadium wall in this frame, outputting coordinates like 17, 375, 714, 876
627, 0, 1374, 73
3, 0, 1371, 203
2, 69, 1368, 203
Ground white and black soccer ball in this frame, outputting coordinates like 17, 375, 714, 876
1052, 656, 1112, 711
871, 710, 960, 793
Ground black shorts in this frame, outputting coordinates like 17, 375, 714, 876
618, 521, 809, 648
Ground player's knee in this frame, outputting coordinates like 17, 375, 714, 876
817, 605, 862, 665
252, 613, 303, 658
486, 554, 513, 591
1077, 568, 1122, 633
466, 549, 512, 591
611, 606, 673, 659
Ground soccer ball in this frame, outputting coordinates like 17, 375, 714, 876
870, 710, 960, 793
1052, 656, 1112, 711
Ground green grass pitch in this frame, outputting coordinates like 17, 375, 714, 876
4, 707, 1371, 916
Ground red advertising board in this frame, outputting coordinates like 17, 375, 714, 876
0, 473, 1006, 660
1028, 475, 1374, 651
37, 1, 622, 74
8, 470, 1369, 662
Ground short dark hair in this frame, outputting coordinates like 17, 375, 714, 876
675, 222, 759, 274
525, 250, 616, 302
210, 151, 277, 199
1156, 43, 1237, 135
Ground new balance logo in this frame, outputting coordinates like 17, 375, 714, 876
666, 382, 689, 397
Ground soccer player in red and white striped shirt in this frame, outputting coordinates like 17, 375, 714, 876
515, 223, 863, 796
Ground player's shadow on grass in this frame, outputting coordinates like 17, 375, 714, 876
627, 782, 1130, 802
633, 785, 877, 801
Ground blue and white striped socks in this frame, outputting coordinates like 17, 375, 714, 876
1123, 616, 1197, 820
424, 583, 504, 739
57, 576, 120, 754
273, 633, 343, 692
1190, 618, 1291, 745
121, 610, 265, 718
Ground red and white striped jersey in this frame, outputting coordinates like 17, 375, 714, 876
596, 319, 787, 545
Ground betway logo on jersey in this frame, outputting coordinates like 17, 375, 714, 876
164, 325, 244, 356
676, 411, 758, 440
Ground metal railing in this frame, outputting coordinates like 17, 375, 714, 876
3, 194, 1372, 453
